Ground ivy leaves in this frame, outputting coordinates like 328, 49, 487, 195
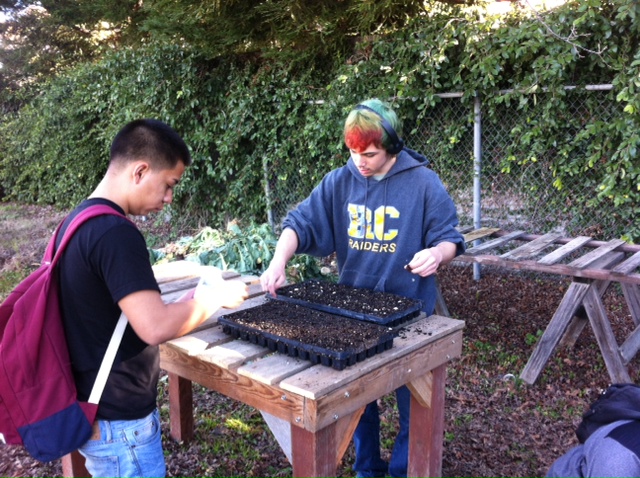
1, 1, 640, 241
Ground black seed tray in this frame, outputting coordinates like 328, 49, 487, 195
268, 279, 423, 327
218, 301, 395, 370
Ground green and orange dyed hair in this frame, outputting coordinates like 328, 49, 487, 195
343, 99, 402, 153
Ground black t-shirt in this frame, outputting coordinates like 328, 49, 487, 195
57, 198, 161, 420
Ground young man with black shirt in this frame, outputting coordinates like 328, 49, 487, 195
58, 119, 248, 477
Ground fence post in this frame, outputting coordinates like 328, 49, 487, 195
262, 155, 276, 232
473, 93, 482, 281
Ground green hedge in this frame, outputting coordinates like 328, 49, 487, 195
1, 1, 639, 240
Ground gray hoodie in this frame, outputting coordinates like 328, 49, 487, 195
282, 147, 465, 314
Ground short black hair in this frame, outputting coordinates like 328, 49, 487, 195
110, 119, 191, 168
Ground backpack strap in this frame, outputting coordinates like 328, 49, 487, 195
46, 204, 133, 409
43, 205, 129, 265
88, 313, 128, 405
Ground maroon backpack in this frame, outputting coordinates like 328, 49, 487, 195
0, 205, 125, 462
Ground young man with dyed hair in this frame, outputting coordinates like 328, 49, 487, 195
261, 99, 465, 477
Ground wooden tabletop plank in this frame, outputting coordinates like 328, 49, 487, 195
157, 265, 249, 297
500, 232, 562, 260
153, 262, 240, 286
161, 287, 198, 305
159, 276, 200, 296
238, 354, 312, 386
152, 260, 202, 284
247, 282, 265, 298
160, 278, 263, 305
612, 250, 640, 275
196, 340, 271, 371
463, 230, 525, 255
238, 273, 260, 283
159, 345, 307, 426
462, 227, 501, 244
568, 239, 627, 269
164, 325, 232, 355
537, 236, 593, 265
279, 315, 464, 399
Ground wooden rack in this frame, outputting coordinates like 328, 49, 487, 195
451, 227, 640, 384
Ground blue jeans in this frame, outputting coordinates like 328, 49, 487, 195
353, 385, 410, 478
79, 409, 166, 478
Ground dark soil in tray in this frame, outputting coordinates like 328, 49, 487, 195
269, 279, 423, 326
219, 301, 395, 370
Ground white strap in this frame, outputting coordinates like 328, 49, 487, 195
88, 313, 128, 405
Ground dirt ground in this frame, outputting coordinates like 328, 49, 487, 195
0, 203, 637, 477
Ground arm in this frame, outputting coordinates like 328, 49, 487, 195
406, 241, 457, 278
260, 227, 299, 296
118, 278, 248, 346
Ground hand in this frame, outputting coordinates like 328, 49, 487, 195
260, 227, 298, 296
260, 263, 287, 297
406, 247, 444, 277
176, 288, 195, 302
193, 275, 249, 316
216, 279, 249, 309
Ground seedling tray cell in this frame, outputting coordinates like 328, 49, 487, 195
218, 301, 395, 370
269, 279, 423, 327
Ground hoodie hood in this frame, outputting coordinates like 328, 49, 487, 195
576, 384, 640, 443
402, 147, 430, 165
347, 147, 430, 181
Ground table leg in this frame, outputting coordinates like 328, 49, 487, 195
620, 286, 640, 361
168, 372, 194, 442
520, 281, 590, 384
408, 364, 446, 478
583, 285, 631, 383
560, 279, 611, 349
291, 420, 339, 477
622, 283, 640, 326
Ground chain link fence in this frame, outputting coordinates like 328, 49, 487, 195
266, 85, 632, 242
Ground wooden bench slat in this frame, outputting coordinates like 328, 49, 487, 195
612, 250, 640, 275
454, 253, 640, 285
462, 227, 501, 244
463, 230, 525, 255
537, 236, 592, 265
568, 239, 627, 269
500, 232, 562, 260
456, 225, 476, 234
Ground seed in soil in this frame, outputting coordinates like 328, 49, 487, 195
270, 279, 423, 326
218, 301, 395, 369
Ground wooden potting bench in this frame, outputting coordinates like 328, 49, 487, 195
452, 227, 640, 385
63, 261, 464, 477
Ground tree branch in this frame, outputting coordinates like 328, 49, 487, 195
522, 0, 607, 59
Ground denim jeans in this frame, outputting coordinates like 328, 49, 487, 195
353, 385, 411, 478
79, 408, 166, 478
